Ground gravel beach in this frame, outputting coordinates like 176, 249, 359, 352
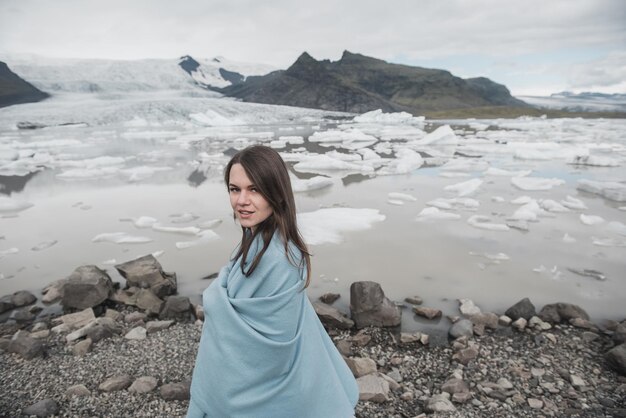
1, 301, 625, 418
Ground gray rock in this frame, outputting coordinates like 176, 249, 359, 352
159, 296, 192, 320
400, 332, 421, 345
61, 265, 113, 310
426, 393, 456, 412
449, 319, 474, 339
498, 315, 512, 326
10, 308, 35, 322
404, 296, 423, 305
0, 337, 10, 351
412, 306, 442, 320
606, 343, 626, 376
72, 338, 92, 356
505, 297, 536, 320
349, 330, 371, 346
452, 347, 479, 365
66, 318, 122, 343
115, 254, 177, 298
160, 381, 190, 401
441, 378, 469, 394
99, 375, 133, 392
146, 320, 174, 334
319, 292, 340, 304
57, 308, 96, 331
512, 317, 528, 331
104, 308, 123, 321
313, 302, 354, 329
129, 376, 158, 393
66, 384, 91, 397
569, 317, 597, 330
8, 330, 45, 360
86, 324, 115, 343
345, 356, 377, 377
31, 322, 48, 332
349, 281, 401, 329
125, 326, 147, 340
125, 311, 148, 323
497, 377, 513, 390
459, 299, 481, 316
135, 289, 164, 316
528, 398, 544, 409
469, 312, 499, 329
0, 294, 15, 314
539, 303, 590, 323
11, 290, 37, 307
356, 374, 390, 402
30, 330, 50, 339
452, 392, 472, 403
335, 340, 352, 356
22, 399, 59, 417
42, 279, 66, 304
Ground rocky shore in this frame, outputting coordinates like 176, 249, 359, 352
1, 256, 625, 417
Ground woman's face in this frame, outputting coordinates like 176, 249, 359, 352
228, 163, 274, 231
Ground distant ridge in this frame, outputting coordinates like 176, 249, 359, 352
0, 61, 49, 108
221, 50, 529, 114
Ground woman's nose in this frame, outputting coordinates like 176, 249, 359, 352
237, 190, 250, 205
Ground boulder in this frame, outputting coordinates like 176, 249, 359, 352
469, 312, 499, 329
458, 299, 481, 316
146, 320, 174, 334
11, 290, 37, 307
135, 289, 164, 316
22, 399, 59, 417
66, 318, 122, 343
159, 296, 192, 320
160, 381, 190, 401
61, 265, 113, 310
124, 312, 148, 324
125, 326, 147, 340
8, 330, 45, 360
115, 255, 177, 298
313, 302, 354, 329
66, 384, 91, 397
350, 281, 401, 329
10, 308, 35, 323
449, 319, 474, 339
99, 375, 133, 392
319, 292, 340, 304
505, 297, 536, 320
42, 279, 66, 304
129, 376, 158, 393
0, 295, 15, 314
356, 374, 390, 402
56, 308, 96, 331
606, 343, 626, 376
426, 393, 456, 412
404, 296, 423, 305
539, 303, 590, 323
345, 356, 377, 377
412, 306, 442, 320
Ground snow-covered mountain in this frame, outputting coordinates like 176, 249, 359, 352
518, 91, 626, 112
1, 54, 275, 94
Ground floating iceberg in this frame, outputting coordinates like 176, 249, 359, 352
577, 179, 626, 202
388, 192, 417, 202
92, 232, 153, 244
152, 223, 202, 235
561, 195, 587, 210
483, 167, 532, 177
0, 197, 33, 214
467, 215, 510, 231
415, 207, 461, 221
567, 154, 620, 167
198, 219, 222, 229
298, 208, 386, 245
540, 199, 570, 213
353, 109, 424, 125
580, 214, 605, 225
511, 177, 565, 191
377, 148, 423, 175
175, 230, 220, 249
415, 125, 458, 146
31, 240, 58, 251
444, 178, 483, 197
291, 175, 334, 193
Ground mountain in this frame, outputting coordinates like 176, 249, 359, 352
518, 91, 626, 112
221, 51, 529, 114
0, 61, 49, 108
1, 54, 275, 94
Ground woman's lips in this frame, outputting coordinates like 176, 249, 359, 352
238, 210, 254, 219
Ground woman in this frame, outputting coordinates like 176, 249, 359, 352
187, 145, 359, 418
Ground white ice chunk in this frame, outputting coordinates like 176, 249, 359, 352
0, 196, 33, 213
92, 233, 153, 244
101, 259, 117, 265
511, 196, 533, 205
152, 223, 201, 235
561, 195, 587, 210
607, 221, 626, 236
592, 237, 626, 247
440, 159, 489, 173
387, 199, 404, 206
426, 197, 479, 210
510, 200, 546, 222
357, 148, 382, 161
57, 166, 120, 180
577, 179, 626, 202
293, 154, 371, 173
0, 247, 19, 258
567, 154, 620, 167
298, 208, 386, 245
580, 214, 605, 225
170, 213, 199, 224
439, 172, 471, 178
513, 149, 553, 160
444, 178, 482, 196
415, 125, 458, 145
511, 177, 565, 191
353, 109, 424, 125
415, 207, 461, 221
31, 240, 58, 251
198, 219, 222, 229
308, 128, 377, 143
540, 199, 570, 213
128, 216, 158, 228
388, 192, 417, 202
467, 215, 510, 231
492, 196, 505, 203
484, 167, 532, 177
326, 150, 362, 162
377, 148, 423, 175
189, 109, 244, 126
279, 136, 304, 144
269, 140, 287, 149
121, 166, 172, 182
175, 230, 220, 249
562, 233, 576, 243
291, 175, 335, 193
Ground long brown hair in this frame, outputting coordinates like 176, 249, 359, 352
224, 145, 311, 288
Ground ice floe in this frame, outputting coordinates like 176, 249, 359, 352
120, 166, 172, 182
152, 223, 202, 235
352, 109, 424, 125
567, 154, 620, 167
561, 195, 587, 210
580, 214, 605, 225
592, 237, 626, 247
31, 240, 58, 251
483, 167, 532, 177
278, 136, 304, 144
170, 213, 199, 224
467, 215, 509, 231
426, 197, 479, 210
197, 219, 222, 229
511, 177, 565, 191
291, 175, 334, 193
444, 178, 482, 196
387, 199, 405, 206
577, 179, 626, 202
92, 232, 153, 244
388, 192, 417, 202
510, 200, 547, 222
563, 233, 576, 243
175, 230, 220, 249
414, 125, 458, 146
607, 221, 626, 236
0, 197, 33, 214
540, 200, 570, 213
377, 148, 423, 175
415, 207, 461, 221
297, 208, 386, 245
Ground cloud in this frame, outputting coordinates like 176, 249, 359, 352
568, 52, 626, 90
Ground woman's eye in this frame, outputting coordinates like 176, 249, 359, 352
229, 188, 239, 193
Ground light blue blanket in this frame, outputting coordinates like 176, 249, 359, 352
188, 233, 358, 418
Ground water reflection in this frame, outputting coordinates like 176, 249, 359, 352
0, 171, 40, 195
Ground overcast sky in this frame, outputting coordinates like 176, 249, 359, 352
1, 0, 624, 95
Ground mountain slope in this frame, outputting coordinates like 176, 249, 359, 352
221, 50, 529, 114
0, 61, 49, 108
